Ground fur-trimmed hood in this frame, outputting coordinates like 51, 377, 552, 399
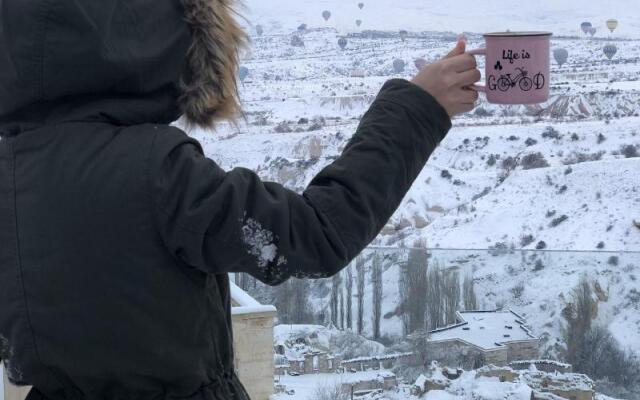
0, 0, 246, 133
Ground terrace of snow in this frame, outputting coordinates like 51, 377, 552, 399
428, 310, 537, 350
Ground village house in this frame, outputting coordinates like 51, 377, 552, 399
3, 282, 277, 400
273, 324, 414, 376
426, 310, 540, 368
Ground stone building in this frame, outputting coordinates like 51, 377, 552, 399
426, 310, 540, 367
521, 370, 596, 400
340, 370, 398, 395
3, 282, 277, 400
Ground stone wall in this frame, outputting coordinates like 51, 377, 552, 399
427, 338, 540, 368
232, 309, 277, 400
506, 340, 540, 363
427, 340, 508, 367
510, 360, 572, 374
548, 388, 594, 400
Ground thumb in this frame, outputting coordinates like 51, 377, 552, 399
443, 40, 466, 59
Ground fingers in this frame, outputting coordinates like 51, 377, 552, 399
446, 53, 477, 72
455, 68, 482, 86
443, 40, 466, 59
449, 89, 479, 116
452, 87, 478, 103
461, 88, 479, 103
459, 102, 476, 114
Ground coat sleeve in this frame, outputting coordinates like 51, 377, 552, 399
147, 79, 452, 285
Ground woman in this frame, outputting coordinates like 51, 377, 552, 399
0, 0, 479, 399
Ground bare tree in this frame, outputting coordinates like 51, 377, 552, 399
235, 272, 251, 291
425, 261, 461, 329
339, 287, 344, 329
330, 273, 341, 327
345, 263, 353, 330
443, 271, 460, 325
274, 278, 313, 324
400, 240, 428, 335
405, 329, 432, 367
562, 275, 596, 367
312, 381, 349, 400
426, 260, 444, 330
462, 274, 478, 311
356, 255, 365, 334
371, 252, 383, 340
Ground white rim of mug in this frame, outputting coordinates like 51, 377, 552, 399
484, 31, 553, 37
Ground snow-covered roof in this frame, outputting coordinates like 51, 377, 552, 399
428, 310, 538, 350
229, 281, 277, 316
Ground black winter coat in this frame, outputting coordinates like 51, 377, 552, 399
0, 1, 451, 400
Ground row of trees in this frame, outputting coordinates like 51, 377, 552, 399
329, 255, 372, 336
235, 245, 479, 340
322, 243, 479, 339
400, 241, 478, 336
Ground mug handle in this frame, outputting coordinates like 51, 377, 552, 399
467, 48, 486, 93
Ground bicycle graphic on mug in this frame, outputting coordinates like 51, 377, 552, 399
488, 68, 545, 92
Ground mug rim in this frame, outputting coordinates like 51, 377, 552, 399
484, 31, 553, 37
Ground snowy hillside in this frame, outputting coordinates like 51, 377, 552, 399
182, 3, 640, 397
186, 13, 640, 252
242, 0, 640, 39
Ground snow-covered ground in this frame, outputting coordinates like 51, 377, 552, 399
188, 26, 640, 252
271, 362, 623, 400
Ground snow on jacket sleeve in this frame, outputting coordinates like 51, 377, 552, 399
148, 79, 452, 285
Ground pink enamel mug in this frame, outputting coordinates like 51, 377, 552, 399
468, 31, 552, 104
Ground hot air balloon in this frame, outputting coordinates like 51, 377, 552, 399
580, 21, 592, 34
588, 27, 596, 36
256, 25, 264, 36
606, 19, 619, 33
297, 23, 307, 33
291, 35, 305, 47
393, 58, 406, 73
338, 37, 348, 50
603, 43, 617, 60
399, 30, 408, 42
553, 48, 569, 67
322, 10, 331, 21
239, 66, 249, 82
414, 58, 428, 71
358, 2, 364, 9
356, 19, 362, 27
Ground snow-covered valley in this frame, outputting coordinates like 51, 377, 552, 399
3, 1, 640, 400
185, 1, 640, 398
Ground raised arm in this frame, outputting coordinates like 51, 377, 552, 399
149, 44, 479, 285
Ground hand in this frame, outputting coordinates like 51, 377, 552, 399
411, 40, 481, 117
